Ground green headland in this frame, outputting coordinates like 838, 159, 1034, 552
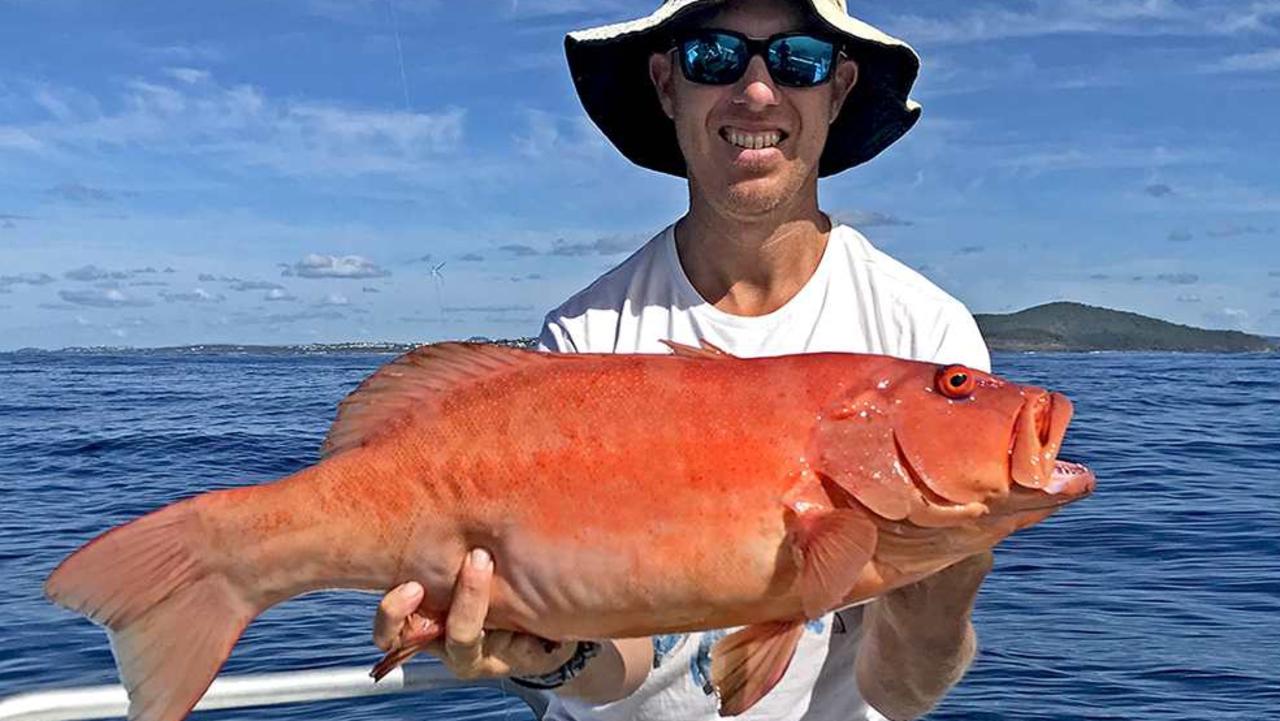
976, 302, 1275, 352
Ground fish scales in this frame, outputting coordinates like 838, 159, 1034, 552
396, 353, 832, 637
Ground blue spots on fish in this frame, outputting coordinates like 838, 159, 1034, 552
690, 629, 730, 695
653, 633, 684, 668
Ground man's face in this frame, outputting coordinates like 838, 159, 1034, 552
650, 0, 857, 218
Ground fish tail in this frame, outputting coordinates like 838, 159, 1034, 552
45, 493, 258, 721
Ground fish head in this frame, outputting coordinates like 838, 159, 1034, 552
813, 359, 1095, 527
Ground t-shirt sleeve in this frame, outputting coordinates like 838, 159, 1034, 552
536, 315, 578, 354
926, 304, 991, 372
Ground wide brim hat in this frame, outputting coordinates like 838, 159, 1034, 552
565, 0, 923, 178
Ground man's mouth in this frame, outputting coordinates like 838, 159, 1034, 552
719, 126, 787, 151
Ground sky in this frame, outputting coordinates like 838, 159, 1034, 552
1, 0, 1278, 349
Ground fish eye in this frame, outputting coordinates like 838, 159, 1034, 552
936, 365, 976, 399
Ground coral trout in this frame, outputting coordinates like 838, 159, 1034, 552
46, 341, 1094, 719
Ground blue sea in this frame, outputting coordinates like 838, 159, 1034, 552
1, 350, 1277, 721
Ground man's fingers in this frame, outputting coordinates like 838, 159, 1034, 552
444, 548, 494, 671
426, 631, 570, 679
374, 581, 424, 652
503, 634, 576, 676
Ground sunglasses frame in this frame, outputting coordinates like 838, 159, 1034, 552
671, 29, 843, 88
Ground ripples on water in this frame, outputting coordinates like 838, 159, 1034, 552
1, 351, 1276, 720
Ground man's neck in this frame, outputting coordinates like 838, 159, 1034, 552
675, 190, 832, 318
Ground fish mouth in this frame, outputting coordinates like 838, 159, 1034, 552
1010, 391, 1074, 490
999, 459, 1096, 514
1001, 390, 1095, 512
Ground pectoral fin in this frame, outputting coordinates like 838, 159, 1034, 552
786, 502, 879, 619
710, 621, 805, 716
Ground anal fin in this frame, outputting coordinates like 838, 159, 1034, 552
370, 609, 444, 681
710, 621, 805, 716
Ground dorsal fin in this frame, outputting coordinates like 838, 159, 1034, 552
660, 338, 736, 360
320, 342, 545, 458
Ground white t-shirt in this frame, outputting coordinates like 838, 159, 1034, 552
535, 222, 990, 721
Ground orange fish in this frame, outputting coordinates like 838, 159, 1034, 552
45, 341, 1094, 720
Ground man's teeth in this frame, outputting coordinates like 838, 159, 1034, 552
724, 129, 782, 150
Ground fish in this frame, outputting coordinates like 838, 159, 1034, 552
45, 341, 1095, 720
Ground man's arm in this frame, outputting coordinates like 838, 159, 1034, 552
374, 551, 651, 704
854, 543, 992, 719
374, 321, 652, 704
856, 305, 993, 719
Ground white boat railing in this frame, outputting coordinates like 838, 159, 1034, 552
0, 662, 549, 721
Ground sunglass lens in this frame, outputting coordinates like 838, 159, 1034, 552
680, 32, 748, 85
767, 35, 835, 87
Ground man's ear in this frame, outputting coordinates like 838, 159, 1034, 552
830, 58, 858, 123
649, 51, 676, 120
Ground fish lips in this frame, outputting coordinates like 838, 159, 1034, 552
997, 459, 1096, 515
1010, 391, 1074, 490
1004, 390, 1095, 509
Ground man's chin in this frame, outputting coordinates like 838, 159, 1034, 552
690, 163, 809, 217
720, 176, 796, 216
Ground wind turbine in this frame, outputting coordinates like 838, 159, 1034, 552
430, 262, 446, 318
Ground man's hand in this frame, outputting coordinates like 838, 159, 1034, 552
855, 551, 993, 721
374, 549, 575, 680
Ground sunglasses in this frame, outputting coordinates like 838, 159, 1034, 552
673, 30, 840, 88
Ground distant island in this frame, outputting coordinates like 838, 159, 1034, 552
976, 302, 1275, 352
10, 338, 538, 356
7, 303, 1273, 355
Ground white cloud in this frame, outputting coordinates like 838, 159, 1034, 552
242, 309, 345, 325
304, 0, 442, 24
264, 288, 298, 302
505, 0, 632, 19
10, 72, 466, 177
48, 182, 115, 203
317, 292, 350, 306
144, 43, 224, 63
514, 109, 606, 160
282, 254, 391, 279
0, 127, 42, 152
887, 0, 1280, 45
994, 142, 1208, 174
161, 288, 225, 303
64, 264, 134, 281
0, 272, 55, 288
1201, 48, 1280, 73
1203, 307, 1250, 330
1155, 273, 1199, 285
59, 288, 153, 308
548, 235, 641, 257
230, 280, 284, 291
834, 210, 914, 228
163, 67, 211, 85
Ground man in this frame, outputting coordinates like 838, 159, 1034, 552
375, 1, 993, 719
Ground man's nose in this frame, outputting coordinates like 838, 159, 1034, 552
733, 56, 780, 110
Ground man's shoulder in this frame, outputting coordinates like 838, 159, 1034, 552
832, 225, 968, 316
830, 225, 989, 369
539, 226, 673, 352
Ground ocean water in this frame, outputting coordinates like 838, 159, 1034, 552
1, 350, 1277, 721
